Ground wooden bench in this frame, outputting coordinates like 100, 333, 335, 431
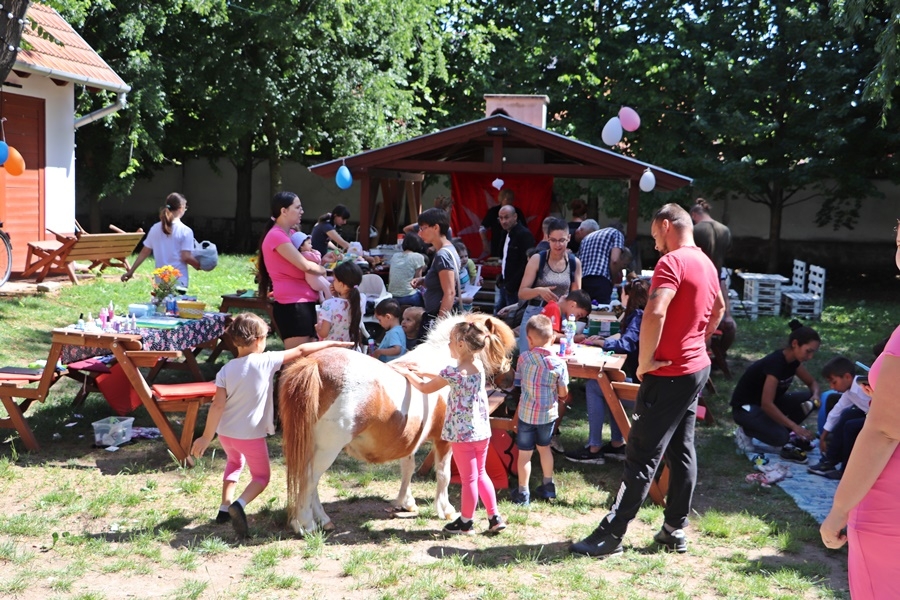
22, 224, 144, 284
0, 368, 62, 451
149, 380, 218, 463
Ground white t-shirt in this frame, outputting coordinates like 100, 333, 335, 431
143, 219, 194, 286
214, 351, 285, 439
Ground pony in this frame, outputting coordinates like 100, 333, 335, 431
280, 313, 515, 534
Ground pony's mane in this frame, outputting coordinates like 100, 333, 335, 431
400, 314, 514, 376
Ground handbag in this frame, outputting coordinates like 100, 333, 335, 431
192, 240, 219, 271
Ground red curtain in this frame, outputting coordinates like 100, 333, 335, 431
450, 174, 553, 257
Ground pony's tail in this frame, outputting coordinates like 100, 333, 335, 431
479, 316, 513, 376
280, 357, 321, 520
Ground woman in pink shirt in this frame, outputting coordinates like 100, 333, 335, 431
257, 192, 327, 348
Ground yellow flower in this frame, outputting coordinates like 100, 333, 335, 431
151, 265, 182, 298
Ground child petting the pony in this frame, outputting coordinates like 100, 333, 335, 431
394, 320, 508, 535
191, 313, 351, 537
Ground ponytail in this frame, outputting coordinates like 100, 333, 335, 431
257, 191, 300, 298
160, 192, 186, 236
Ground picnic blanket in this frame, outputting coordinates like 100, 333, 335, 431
735, 430, 838, 523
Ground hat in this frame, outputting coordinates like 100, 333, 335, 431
291, 231, 309, 249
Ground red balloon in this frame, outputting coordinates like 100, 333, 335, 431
4, 146, 25, 176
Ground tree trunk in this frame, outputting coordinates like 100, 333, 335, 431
0, 1, 30, 84
265, 120, 281, 200
767, 187, 783, 273
233, 135, 254, 253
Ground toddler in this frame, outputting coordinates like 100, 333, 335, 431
191, 313, 350, 537
372, 298, 406, 362
452, 239, 478, 288
292, 231, 332, 301
401, 306, 424, 352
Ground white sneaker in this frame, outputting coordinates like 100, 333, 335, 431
734, 427, 754, 453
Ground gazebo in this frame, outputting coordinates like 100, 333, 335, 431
309, 106, 692, 251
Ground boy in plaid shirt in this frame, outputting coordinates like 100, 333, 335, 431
510, 314, 570, 505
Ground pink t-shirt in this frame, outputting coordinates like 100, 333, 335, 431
262, 227, 318, 304
650, 245, 720, 377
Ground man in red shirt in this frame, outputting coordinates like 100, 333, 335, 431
570, 203, 724, 558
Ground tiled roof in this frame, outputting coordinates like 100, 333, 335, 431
12, 2, 129, 93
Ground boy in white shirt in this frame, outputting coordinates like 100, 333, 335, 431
808, 357, 873, 479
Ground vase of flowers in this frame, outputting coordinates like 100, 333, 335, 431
151, 265, 182, 308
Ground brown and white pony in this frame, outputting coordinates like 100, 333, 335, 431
280, 313, 515, 534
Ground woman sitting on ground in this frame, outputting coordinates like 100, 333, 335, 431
731, 319, 820, 462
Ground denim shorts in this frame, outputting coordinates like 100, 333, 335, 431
516, 420, 555, 451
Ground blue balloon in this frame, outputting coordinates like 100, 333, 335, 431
0, 141, 8, 165
336, 165, 353, 190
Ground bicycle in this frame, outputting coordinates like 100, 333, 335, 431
0, 221, 11, 287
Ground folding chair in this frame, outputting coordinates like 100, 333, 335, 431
22, 223, 144, 284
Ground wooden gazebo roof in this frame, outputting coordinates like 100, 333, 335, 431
309, 114, 692, 247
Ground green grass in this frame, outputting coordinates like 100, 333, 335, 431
0, 256, 891, 599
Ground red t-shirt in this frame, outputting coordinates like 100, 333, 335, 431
540, 301, 562, 332
650, 246, 720, 377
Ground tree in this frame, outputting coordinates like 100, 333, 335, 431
0, 1, 31, 85
687, 0, 900, 270
831, 0, 900, 116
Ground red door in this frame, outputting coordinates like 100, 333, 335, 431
0, 92, 45, 273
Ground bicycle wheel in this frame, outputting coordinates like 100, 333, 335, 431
0, 232, 11, 287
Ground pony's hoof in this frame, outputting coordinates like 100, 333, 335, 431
321, 521, 335, 532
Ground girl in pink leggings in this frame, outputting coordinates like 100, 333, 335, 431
396, 320, 508, 535
191, 313, 350, 538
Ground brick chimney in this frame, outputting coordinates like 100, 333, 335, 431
484, 94, 549, 129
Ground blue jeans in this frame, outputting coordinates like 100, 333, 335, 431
516, 420, 555, 451
585, 379, 635, 447
494, 284, 515, 316
392, 291, 423, 307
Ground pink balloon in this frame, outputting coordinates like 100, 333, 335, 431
618, 106, 641, 132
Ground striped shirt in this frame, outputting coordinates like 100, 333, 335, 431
516, 347, 569, 425
579, 228, 625, 279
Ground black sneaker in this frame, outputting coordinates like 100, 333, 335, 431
228, 501, 249, 538
565, 447, 605, 464
215, 509, 231, 524
569, 527, 623, 557
825, 469, 844, 480
653, 526, 688, 553
780, 444, 808, 464
599, 442, 626, 461
549, 434, 565, 454
807, 460, 838, 476
443, 516, 475, 535
487, 514, 507, 533
788, 432, 813, 452
509, 488, 530, 506
534, 482, 557, 500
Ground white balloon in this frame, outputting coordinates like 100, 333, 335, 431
601, 117, 623, 146
492, 178, 505, 190
639, 169, 656, 192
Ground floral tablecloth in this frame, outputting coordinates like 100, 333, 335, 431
60, 313, 228, 365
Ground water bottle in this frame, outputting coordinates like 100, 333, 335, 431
558, 337, 567, 357
564, 314, 577, 355
367, 339, 376, 356
610, 286, 620, 306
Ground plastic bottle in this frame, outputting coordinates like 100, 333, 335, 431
558, 337, 567, 357
99, 307, 108, 330
76, 313, 85, 331
564, 314, 577, 355
610, 286, 620, 306
367, 339, 376, 356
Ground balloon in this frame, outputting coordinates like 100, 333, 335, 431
335, 165, 352, 190
0, 141, 8, 165
492, 178, 504, 190
601, 117, 623, 146
618, 106, 641, 132
4, 146, 25, 176
639, 169, 656, 192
